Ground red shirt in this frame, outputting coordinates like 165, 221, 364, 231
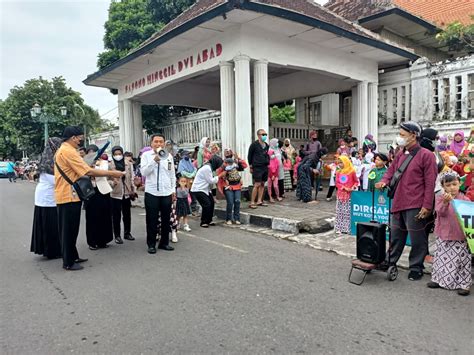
381, 144, 437, 213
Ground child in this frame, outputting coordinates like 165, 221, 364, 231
176, 176, 192, 233
268, 149, 282, 203
283, 157, 293, 192
335, 156, 359, 234
368, 153, 388, 192
221, 157, 246, 225
325, 159, 338, 202
351, 150, 363, 190
336, 139, 351, 156
428, 172, 471, 296
293, 153, 302, 187
360, 151, 375, 192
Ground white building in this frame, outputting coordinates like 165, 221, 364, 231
85, 0, 473, 179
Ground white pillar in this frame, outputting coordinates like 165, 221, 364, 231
351, 86, 359, 141
356, 81, 369, 143
254, 59, 269, 136
234, 55, 252, 187
123, 99, 134, 152
132, 101, 143, 155
118, 100, 125, 148
368, 82, 379, 145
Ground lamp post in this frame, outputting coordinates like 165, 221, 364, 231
30, 103, 67, 147
73, 103, 87, 144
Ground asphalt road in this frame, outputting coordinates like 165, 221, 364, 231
0, 180, 472, 354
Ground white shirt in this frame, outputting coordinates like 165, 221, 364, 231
191, 165, 218, 195
140, 150, 176, 197
35, 173, 56, 207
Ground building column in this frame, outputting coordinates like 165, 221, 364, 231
254, 59, 269, 135
123, 99, 134, 153
368, 82, 379, 144
219, 61, 235, 150
132, 101, 143, 155
356, 81, 369, 143
351, 86, 359, 141
234, 55, 252, 187
118, 100, 125, 147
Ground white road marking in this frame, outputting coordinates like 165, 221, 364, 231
181, 232, 249, 254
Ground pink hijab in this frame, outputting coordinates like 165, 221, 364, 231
449, 131, 465, 155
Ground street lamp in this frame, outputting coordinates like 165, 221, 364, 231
30, 103, 67, 147
73, 102, 87, 143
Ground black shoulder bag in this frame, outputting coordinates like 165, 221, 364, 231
387, 147, 420, 199
55, 161, 96, 201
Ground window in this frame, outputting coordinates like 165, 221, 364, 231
443, 78, 450, 118
309, 101, 322, 126
401, 86, 406, 122
432, 80, 440, 119
392, 88, 398, 125
342, 96, 352, 126
455, 76, 462, 118
381, 90, 388, 125
468, 74, 474, 118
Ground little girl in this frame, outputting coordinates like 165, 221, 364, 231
325, 160, 338, 201
428, 172, 471, 296
268, 149, 282, 203
293, 153, 302, 188
176, 176, 192, 232
335, 156, 359, 234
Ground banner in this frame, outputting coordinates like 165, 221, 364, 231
350, 191, 411, 245
452, 199, 474, 253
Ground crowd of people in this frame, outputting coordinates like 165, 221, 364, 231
25, 123, 473, 295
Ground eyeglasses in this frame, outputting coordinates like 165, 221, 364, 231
260, 133, 267, 136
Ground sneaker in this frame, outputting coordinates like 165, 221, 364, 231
63, 263, 84, 271
183, 224, 191, 232
326, 198, 332, 202
427, 281, 440, 289
235, 221, 241, 225
457, 288, 470, 296
408, 271, 423, 281
226, 220, 232, 225
171, 231, 178, 243
115, 236, 123, 244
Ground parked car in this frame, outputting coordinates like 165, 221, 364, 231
0, 162, 9, 178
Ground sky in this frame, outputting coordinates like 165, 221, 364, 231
0, 0, 329, 124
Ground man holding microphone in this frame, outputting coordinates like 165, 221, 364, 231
140, 134, 177, 254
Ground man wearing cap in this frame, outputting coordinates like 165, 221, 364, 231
55, 126, 125, 271
375, 122, 438, 281
303, 130, 322, 157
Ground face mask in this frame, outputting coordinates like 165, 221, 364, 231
285, 144, 290, 147
184, 156, 190, 161
113, 155, 123, 161
262, 135, 268, 142
225, 165, 234, 171
312, 137, 317, 141
396, 136, 408, 147
78, 139, 85, 147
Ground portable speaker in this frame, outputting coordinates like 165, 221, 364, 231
356, 222, 387, 264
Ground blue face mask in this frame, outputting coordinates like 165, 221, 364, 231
184, 156, 190, 161
262, 135, 268, 142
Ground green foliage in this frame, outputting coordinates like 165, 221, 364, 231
436, 17, 474, 54
270, 105, 296, 123
147, 0, 196, 25
0, 77, 104, 159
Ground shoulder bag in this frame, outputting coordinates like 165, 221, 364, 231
55, 161, 95, 201
387, 147, 420, 199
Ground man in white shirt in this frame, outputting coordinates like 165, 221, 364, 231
140, 134, 177, 254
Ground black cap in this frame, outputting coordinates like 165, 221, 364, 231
62, 126, 83, 140
376, 153, 389, 162
400, 121, 422, 136
420, 128, 438, 141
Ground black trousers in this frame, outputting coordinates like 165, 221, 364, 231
194, 192, 215, 225
112, 197, 131, 238
387, 208, 429, 272
145, 193, 172, 248
326, 186, 336, 199
57, 202, 82, 268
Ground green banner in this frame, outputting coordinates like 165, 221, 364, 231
452, 199, 474, 253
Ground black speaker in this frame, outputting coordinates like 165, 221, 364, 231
356, 222, 387, 264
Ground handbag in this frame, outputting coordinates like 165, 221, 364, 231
387, 147, 420, 199
55, 161, 96, 201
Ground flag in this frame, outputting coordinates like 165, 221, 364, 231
452, 199, 474, 253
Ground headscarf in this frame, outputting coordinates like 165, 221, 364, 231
437, 136, 448, 151
200, 137, 209, 149
86, 144, 98, 154
38, 137, 62, 175
208, 155, 223, 171
178, 151, 195, 174
450, 130, 465, 155
111, 146, 125, 171
338, 155, 356, 175
282, 138, 296, 157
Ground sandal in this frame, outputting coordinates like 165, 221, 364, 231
249, 204, 258, 209
257, 202, 268, 207
88, 245, 98, 250
201, 224, 209, 228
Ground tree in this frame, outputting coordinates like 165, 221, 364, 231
436, 18, 474, 54
270, 104, 296, 123
98, 0, 200, 133
0, 77, 104, 158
